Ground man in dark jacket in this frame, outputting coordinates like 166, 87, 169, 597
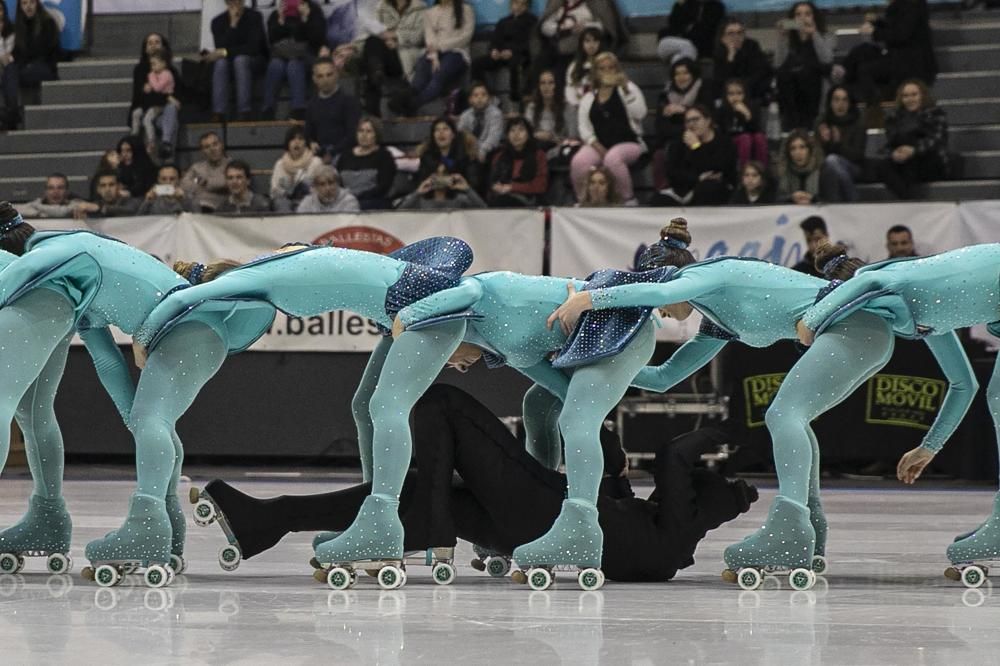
304, 57, 362, 163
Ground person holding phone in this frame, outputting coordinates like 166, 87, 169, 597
774, 1, 837, 131
138, 165, 195, 215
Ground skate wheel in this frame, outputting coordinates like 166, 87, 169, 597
377, 565, 404, 590
189, 487, 201, 504
432, 562, 456, 586
486, 556, 511, 578
327, 566, 354, 591
144, 564, 170, 588
737, 568, 763, 591
527, 567, 553, 591
0, 552, 19, 574
944, 566, 961, 581
721, 569, 738, 584
789, 568, 816, 591
218, 544, 241, 572
94, 564, 120, 588
811, 555, 828, 575
578, 568, 604, 591
511, 569, 527, 585
193, 499, 217, 526
962, 564, 987, 589
46, 552, 71, 575
168, 554, 187, 575
470, 558, 486, 572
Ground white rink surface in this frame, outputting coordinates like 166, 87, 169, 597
3, 478, 1000, 665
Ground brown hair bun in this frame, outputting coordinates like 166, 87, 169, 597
660, 217, 692, 247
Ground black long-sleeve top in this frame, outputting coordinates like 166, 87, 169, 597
658, 0, 726, 57
337, 147, 398, 202
711, 38, 773, 102
487, 12, 538, 58
873, 0, 937, 86
211, 8, 268, 58
266, 5, 328, 55
14, 13, 59, 67
304, 90, 361, 158
664, 133, 738, 197
884, 105, 949, 166
716, 100, 762, 135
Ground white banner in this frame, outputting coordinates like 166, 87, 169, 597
31, 210, 544, 352
94, 0, 201, 13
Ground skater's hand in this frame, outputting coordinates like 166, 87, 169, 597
897, 446, 934, 484
546, 282, 592, 336
796, 320, 814, 346
391, 315, 405, 339
133, 342, 148, 369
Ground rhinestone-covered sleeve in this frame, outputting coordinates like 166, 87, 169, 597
630, 334, 729, 393
588, 272, 705, 311
920, 331, 978, 453
397, 279, 484, 328
801, 272, 886, 333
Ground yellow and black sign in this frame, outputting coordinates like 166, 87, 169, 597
743, 372, 787, 428
866, 374, 948, 430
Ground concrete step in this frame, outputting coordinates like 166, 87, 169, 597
174, 147, 279, 172
0, 175, 89, 204
58, 58, 137, 81
958, 150, 1000, 179
24, 102, 131, 130
867, 125, 1000, 156
857, 179, 1000, 203
41, 78, 133, 105
0, 151, 104, 180
0, 127, 126, 153
178, 122, 293, 150
938, 97, 1000, 126
933, 71, 1000, 100
931, 21, 1000, 46
935, 44, 1000, 72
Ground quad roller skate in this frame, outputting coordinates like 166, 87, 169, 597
510, 499, 606, 591
189, 486, 243, 572
81, 494, 175, 589
312, 547, 457, 589
0, 495, 73, 575
945, 496, 1000, 589
470, 543, 512, 578
721, 495, 817, 592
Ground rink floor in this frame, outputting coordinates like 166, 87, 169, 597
2, 474, 1000, 665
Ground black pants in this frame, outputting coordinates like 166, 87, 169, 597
361, 36, 405, 116
776, 62, 824, 131
881, 154, 946, 199
470, 54, 528, 101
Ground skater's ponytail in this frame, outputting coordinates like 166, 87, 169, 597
0, 202, 35, 256
814, 241, 865, 281
173, 259, 241, 284
637, 217, 696, 271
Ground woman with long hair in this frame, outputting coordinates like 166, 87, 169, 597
816, 84, 866, 202
774, 1, 835, 131
577, 165, 621, 206
487, 116, 549, 207
776, 128, 824, 204
116, 136, 158, 200
128, 32, 182, 159
881, 78, 948, 199
398, 0, 474, 114
0, 2, 16, 129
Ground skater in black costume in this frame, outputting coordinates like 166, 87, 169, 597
199, 384, 756, 582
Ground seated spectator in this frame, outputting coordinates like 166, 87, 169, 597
271, 126, 324, 213
471, 0, 536, 102
397, 168, 486, 209
657, 0, 726, 63
116, 136, 157, 199
415, 115, 476, 192
6, 0, 59, 129
392, 0, 474, 115
217, 161, 272, 213
205, 0, 267, 121
337, 115, 398, 210
525, 69, 579, 152
21, 173, 84, 218
75, 171, 141, 219
571, 52, 646, 205
563, 28, 603, 131
456, 81, 504, 163
297, 165, 362, 213
533, 0, 627, 84
130, 50, 178, 158
886, 223, 917, 258
263, 0, 327, 121
305, 57, 362, 164
362, 0, 427, 116
128, 34, 181, 160
654, 104, 737, 206
138, 164, 195, 215
0, 3, 17, 130
816, 85, 865, 202
655, 57, 711, 150
880, 78, 947, 200
730, 160, 776, 204
716, 78, 767, 169
791, 215, 828, 277
776, 128, 824, 204
576, 165, 621, 206
180, 131, 232, 212
88, 150, 120, 200
712, 18, 772, 105
775, 2, 836, 132
488, 116, 549, 207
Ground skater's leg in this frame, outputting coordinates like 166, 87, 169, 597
165, 429, 186, 557
522, 383, 563, 470
351, 336, 392, 482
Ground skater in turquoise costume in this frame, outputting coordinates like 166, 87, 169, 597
132, 238, 475, 581
549, 226, 977, 589
797, 242, 998, 587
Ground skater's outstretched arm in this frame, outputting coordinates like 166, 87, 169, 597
799, 272, 891, 339
919, 331, 978, 454
79, 325, 136, 423
631, 334, 728, 393
397, 279, 484, 328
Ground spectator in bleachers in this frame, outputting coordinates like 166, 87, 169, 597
471, 0, 536, 103
116, 136, 157, 200
21, 173, 84, 218
487, 116, 549, 206
881, 78, 948, 200
398, 167, 485, 208
360, 0, 427, 116
716, 78, 767, 169
0, 2, 16, 130
657, 0, 726, 63
576, 165, 621, 206
392, 0, 474, 115
525, 69, 578, 150
180, 131, 232, 212
816, 85, 865, 203
6, 0, 59, 128
75, 170, 141, 219
456, 81, 504, 162
774, 1, 836, 132
654, 104, 736, 206
776, 128, 824, 204
563, 27, 603, 130
130, 50, 178, 158
730, 160, 776, 204
262, 0, 327, 121
138, 165, 195, 215
415, 115, 475, 182
791, 214, 828, 277
712, 18, 772, 105
305, 57, 362, 164
206, 0, 268, 121
217, 160, 272, 213
655, 57, 712, 151
337, 115, 398, 209
297, 165, 362, 213
270, 126, 324, 213
846, 0, 937, 109
886, 223, 917, 258
533, 0, 628, 85
88, 149, 119, 200
571, 52, 646, 205
128, 34, 181, 160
